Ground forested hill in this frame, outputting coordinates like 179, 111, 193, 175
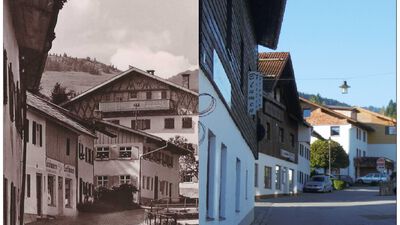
45, 53, 121, 75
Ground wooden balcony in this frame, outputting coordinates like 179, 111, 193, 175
99, 99, 172, 112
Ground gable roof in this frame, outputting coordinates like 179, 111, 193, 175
62, 66, 198, 106
355, 107, 397, 123
27, 92, 96, 137
300, 97, 374, 131
95, 120, 192, 156
258, 52, 303, 121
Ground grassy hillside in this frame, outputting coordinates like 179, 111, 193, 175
40, 71, 117, 97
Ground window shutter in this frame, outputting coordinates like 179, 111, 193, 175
39, 124, 43, 147
32, 121, 36, 145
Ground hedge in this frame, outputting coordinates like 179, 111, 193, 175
333, 180, 346, 190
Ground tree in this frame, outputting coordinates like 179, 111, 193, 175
168, 135, 198, 181
384, 100, 396, 119
309, 94, 324, 105
50, 82, 75, 105
310, 139, 349, 173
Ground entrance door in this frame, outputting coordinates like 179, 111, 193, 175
154, 176, 158, 200
58, 177, 63, 215
288, 169, 294, 193
36, 174, 42, 216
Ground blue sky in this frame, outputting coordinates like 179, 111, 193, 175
259, 0, 396, 108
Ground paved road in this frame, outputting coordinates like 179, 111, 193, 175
252, 187, 396, 225
27, 209, 145, 225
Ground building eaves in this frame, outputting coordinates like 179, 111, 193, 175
300, 97, 375, 132
27, 92, 96, 138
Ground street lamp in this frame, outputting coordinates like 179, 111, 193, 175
339, 81, 350, 94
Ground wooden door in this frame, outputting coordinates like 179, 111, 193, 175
36, 174, 42, 216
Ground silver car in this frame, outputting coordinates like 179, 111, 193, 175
356, 173, 389, 184
303, 175, 333, 193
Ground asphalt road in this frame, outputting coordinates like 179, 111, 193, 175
252, 186, 396, 225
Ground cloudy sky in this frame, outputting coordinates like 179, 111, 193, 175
51, 0, 198, 78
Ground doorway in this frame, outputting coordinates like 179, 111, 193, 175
36, 174, 42, 216
154, 176, 158, 200
58, 176, 63, 215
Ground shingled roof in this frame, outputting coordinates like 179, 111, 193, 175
27, 92, 95, 137
258, 52, 289, 78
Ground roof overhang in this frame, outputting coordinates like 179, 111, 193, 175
10, 0, 66, 91
250, 0, 287, 49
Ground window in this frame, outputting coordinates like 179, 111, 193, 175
213, 50, 232, 107
142, 176, 146, 189
129, 91, 137, 99
254, 163, 258, 187
182, 117, 192, 129
363, 131, 366, 142
275, 165, 281, 190
164, 118, 175, 129
120, 175, 130, 185
264, 166, 272, 189
330, 126, 340, 136
146, 177, 150, 190
266, 123, 271, 140
97, 176, 108, 187
146, 91, 152, 100
303, 108, 311, 118
363, 151, 366, 157
96, 147, 110, 160
119, 146, 132, 159
235, 158, 241, 212
65, 179, 72, 208
151, 178, 153, 191
25, 119, 29, 142
161, 91, 167, 99
32, 121, 36, 145
66, 138, 70, 156
85, 147, 88, 162
220, 144, 227, 219
47, 175, 55, 206
39, 124, 42, 147
182, 74, 190, 89
385, 126, 396, 135
279, 127, 284, 143
131, 119, 151, 130
290, 133, 295, 147
26, 174, 31, 198
32, 121, 42, 146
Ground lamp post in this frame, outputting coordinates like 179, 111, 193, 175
328, 137, 331, 176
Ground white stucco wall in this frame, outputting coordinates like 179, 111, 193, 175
368, 144, 396, 163
104, 115, 198, 147
255, 153, 298, 196
199, 70, 254, 225
311, 124, 368, 179
25, 111, 47, 215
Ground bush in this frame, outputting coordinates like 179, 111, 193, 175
333, 180, 346, 190
95, 184, 138, 207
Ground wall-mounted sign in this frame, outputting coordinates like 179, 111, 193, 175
376, 157, 386, 172
248, 71, 263, 116
281, 149, 295, 162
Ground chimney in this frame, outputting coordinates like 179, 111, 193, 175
182, 73, 190, 89
146, 70, 155, 75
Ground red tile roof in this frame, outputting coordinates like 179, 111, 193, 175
258, 52, 290, 78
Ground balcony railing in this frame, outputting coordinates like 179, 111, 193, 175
99, 99, 171, 112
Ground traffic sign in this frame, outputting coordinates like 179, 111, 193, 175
376, 157, 386, 172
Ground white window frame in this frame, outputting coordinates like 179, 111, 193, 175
119, 146, 132, 159
96, 146, 110, 160
120, 175, 131, 185
97, 176, 108, 187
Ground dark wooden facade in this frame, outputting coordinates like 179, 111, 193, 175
63, 69, 198, 120
45, 120, 78, 166
200, 0, 259, 156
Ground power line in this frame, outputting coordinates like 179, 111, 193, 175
270, 72, 395, 81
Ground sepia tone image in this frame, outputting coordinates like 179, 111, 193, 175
4, 0, 199, 225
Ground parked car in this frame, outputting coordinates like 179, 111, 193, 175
303, 175, 333, 193
337, 175, 354, 187
356, 173, 389, 184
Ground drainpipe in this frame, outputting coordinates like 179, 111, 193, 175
138, 141, 169, 205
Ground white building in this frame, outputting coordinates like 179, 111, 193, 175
3, 1, 63, 224
300, 98, 379, 179
93, 120, 191, 203
24, 93, 96, 222
255, 52, 311, 198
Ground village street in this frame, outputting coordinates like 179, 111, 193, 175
252, 186, 396, 225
